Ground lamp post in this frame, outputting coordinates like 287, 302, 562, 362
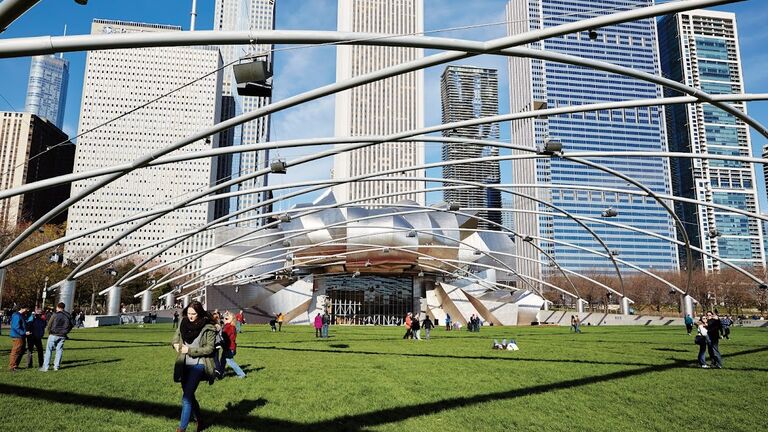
41, 276, 49, 310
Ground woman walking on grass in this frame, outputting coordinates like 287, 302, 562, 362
172, 301, 216, 432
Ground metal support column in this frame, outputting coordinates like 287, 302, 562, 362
107, 286, 121, 315
57, 280, 76, 312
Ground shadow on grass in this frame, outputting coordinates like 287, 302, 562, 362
238, 344, 658, 367
653, 347, 689, 353
0, 346, 766, 432
221, 365, 265, 378
59, 358, 122, 369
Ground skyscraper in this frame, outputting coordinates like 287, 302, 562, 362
659, 10, 764, 271
333, 0, 425, 206
213, 0, 276, 225
24, 54, 69, 129
440, 65, 502, 230
507, 0, 679, 280
0, 112, 74, 227
64, 20, 223, 266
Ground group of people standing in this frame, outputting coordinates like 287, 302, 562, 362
7, 302, 73, 372
313, 311, 331, 338
694, 310, 727, 369
467, 314, 482, 332
269, 312, 284, 332
402, 312, 435, 340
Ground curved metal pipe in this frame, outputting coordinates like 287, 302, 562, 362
0, 0, 747, 265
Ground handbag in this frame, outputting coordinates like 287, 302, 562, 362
694, 335, 706, 345
173, 358, 184, 382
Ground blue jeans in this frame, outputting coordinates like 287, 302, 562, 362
697, 339, 709, 366
708, 338, 723, 367
222, 349, 246, 377
321, 324, 329, 338
179, 363, 205, 430
42, 335, 66, 370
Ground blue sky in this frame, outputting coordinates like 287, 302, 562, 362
1, 0, 767, 210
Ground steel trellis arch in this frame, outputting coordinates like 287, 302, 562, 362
0, 0, 746, 264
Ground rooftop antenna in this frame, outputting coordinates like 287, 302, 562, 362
190, 0, 197, 31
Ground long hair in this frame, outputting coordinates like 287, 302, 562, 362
183, 301, 212, 324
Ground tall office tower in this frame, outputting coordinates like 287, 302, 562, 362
24, 55, 69, 129
213, 0, 276, 225
507, 0, 679, 281
64, 20, 223, 267
501, 199, 515, 233
334, 0, 425, 206
660, 10, 764, 271
0, 112, 74, 227
440, 65, 502, 230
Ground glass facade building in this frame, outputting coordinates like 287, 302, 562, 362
507, 0, 679, 279
440, 65, 502, 230
24, 55, 69, 130
659, 10, 764, 271
213, 0, 276, 224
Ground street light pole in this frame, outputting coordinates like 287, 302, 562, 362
0, 267, 5, 334
41, 276, 49, 310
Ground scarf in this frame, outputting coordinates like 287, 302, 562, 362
179, 316, 209, 344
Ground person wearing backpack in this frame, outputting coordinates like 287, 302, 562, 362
40, 302, 72, 372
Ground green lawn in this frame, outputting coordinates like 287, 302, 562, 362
1, 324, 766, 431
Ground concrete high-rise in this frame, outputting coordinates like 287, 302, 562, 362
659, 10, 764, 271
64, 20, 223, 266
213, 0, 276, 225
440, 65, 501, 230
333, 0, 425, 206
0, 112, 74, 227
507, 0, 679, 281
24, 55, 69, 129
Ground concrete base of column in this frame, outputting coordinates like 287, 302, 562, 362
576, 298, 585, 314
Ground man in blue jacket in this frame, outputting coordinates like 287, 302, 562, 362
8, 306, 30, 372
40, 302, 72, 372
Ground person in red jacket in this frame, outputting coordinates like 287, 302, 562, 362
220, 312, 246, 378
